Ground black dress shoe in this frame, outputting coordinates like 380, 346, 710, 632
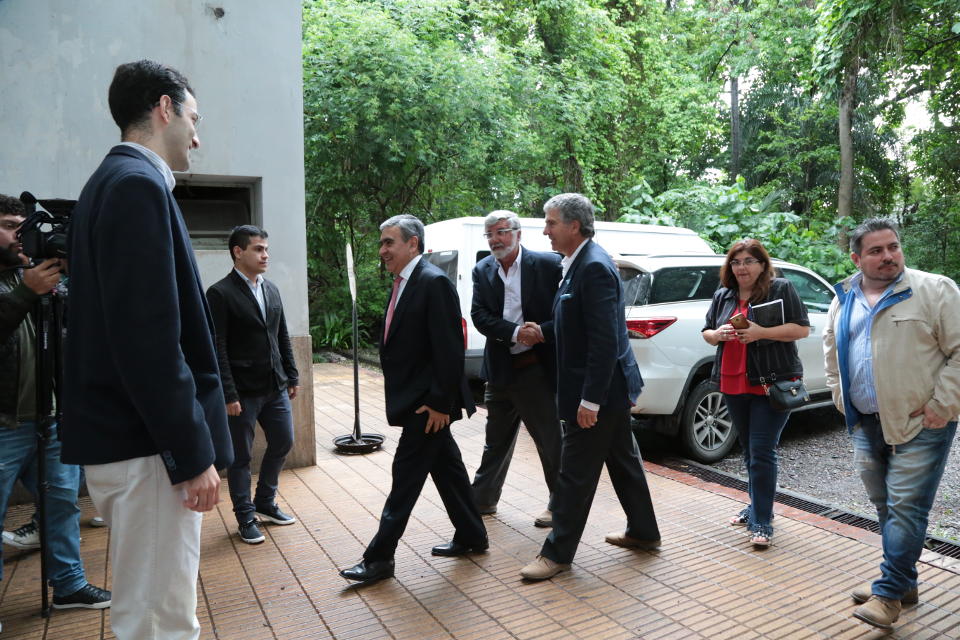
339, 559, 395, 582
431, 540, 489, 557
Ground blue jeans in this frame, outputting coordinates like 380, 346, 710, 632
227, 389, 294, 524
0, 422, 86, 596
853, 415, 956, 600
723, 394, 790, 535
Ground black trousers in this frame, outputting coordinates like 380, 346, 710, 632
471, 362, 562, 510
227, 388, 294, 524
364, 412, 487, 562
541, 406, 660, 564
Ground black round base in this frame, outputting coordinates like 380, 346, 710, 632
333, 433, 385, 455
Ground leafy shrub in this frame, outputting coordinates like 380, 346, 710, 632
619, 178, 856, 282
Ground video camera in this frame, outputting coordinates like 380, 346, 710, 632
17, 191, 73, 260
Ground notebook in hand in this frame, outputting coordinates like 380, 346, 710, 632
750, 299, 784, 327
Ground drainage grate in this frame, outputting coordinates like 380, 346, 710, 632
661, 457, 960, 557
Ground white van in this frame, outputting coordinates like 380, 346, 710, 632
422, 216, 713, 378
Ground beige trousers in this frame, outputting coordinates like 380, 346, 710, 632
85, 454, 203, 640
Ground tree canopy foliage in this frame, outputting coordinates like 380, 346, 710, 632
303, 0, 960, 348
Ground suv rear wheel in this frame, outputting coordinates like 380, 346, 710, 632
680, 379, 738, 463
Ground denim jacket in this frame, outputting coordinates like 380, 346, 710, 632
703, 278, 809, 386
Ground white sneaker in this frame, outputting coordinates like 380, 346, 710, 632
2, 521, 40, 550
89, 516, 107, 528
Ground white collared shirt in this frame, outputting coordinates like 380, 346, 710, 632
561, 238, 590, 280
497, 246, 529, 354
559, 238, 599, 413
119, 142, 176, 192
235, 267, 266, 319
394, 254, 423, 303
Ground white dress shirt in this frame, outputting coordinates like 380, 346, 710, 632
119, 142, 176, 192
234, 267, 266, 319
395, 254, 422, 303
560, 238, 599, 412
498, 246, 530, 355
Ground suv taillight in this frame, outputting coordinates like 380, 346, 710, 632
626, 317, 677, 339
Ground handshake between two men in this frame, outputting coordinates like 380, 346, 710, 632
516, 321, 545, 347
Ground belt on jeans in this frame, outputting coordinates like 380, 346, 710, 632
511, 350, 538, 369
862, 413, 881, 423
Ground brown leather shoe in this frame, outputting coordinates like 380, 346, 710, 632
604, 532, 661, 550
853, 595, 901, 630
851, 582, 918, 605
520, 555, 569, 581
534, 509, 553, 528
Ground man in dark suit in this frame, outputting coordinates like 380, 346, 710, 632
339, 214, 487, 583
63, 60, 232, 639
520, 193, 660, 581
206, 225, 299, 545
470, 210, 562, 527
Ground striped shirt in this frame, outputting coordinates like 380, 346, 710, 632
846, 271, 903, 414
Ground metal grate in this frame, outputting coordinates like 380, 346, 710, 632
662, 458, 960, 557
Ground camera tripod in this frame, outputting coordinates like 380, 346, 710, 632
30, 281, 66, 618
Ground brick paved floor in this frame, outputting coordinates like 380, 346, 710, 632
2, 362, 960, 639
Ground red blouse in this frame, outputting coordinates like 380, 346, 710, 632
719, 300, 766, 396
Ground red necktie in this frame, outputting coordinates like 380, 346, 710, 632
383, 276, 402, 341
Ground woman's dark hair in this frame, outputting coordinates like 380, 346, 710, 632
719, 238, 775, 304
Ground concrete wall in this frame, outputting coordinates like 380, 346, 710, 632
0, 0, 316, 472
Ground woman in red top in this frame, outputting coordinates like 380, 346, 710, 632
702, 239, 810, 547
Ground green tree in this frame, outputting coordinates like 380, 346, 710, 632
302, 0, 521, 344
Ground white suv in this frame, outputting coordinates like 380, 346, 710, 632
617, 253, 837, 463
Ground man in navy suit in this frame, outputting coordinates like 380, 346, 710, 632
521, 193, 660, 581
64, 60, 232, 639
470, 210, 562, 527
207, 226, 300, 545
339, 214, 486, 583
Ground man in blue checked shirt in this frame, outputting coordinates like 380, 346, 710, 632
824, 217, 960, 631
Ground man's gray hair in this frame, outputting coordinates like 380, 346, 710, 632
484, 210, 520, 230
543, 193, 595, 238
849, 217, 900, 254
380, 214, 425, 254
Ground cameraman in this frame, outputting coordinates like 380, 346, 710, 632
0, 193, 110, 620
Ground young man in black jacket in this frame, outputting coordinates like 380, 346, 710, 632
206, 225, 300, 544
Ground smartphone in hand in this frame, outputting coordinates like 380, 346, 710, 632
729, 313, 749, 330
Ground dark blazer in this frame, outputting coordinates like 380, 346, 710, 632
471, 247, 561, 387
62, 145, 233, 484
380, 257, 475, 426
206, 270, 299, 403
553, 239, 644, 423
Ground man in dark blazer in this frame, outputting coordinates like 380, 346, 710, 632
520, 193, 660, 581
339, 214, 486, 583
63, 60, 232, 639
206, 225, 299, 545
470, 210, 562, 528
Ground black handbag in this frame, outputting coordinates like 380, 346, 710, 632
765, 378, 810, 411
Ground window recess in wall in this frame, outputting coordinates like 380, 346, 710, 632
173, 177, 261, 250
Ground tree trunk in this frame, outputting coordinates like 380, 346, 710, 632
837, 56, 859, 229
730, 74, 741, 181
563, 137, 585, 193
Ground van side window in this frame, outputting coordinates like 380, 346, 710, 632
649, 267, 721, 304
781, 269, 835, 313
422, 250, 459, 283
619, 267, 651, 306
